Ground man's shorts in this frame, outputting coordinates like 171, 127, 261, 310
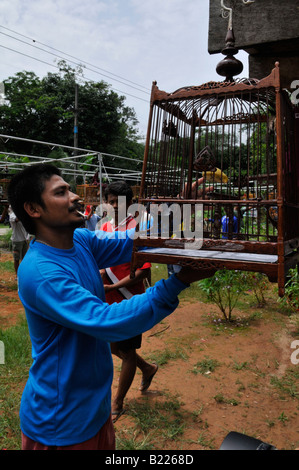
12, 241, 28, 262
21, 414, 115, 450
115, 334, 142, 352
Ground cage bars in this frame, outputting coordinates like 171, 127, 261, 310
132, 63, 299, 296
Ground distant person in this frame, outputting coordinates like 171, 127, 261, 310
96, 203, 110, 228
8, 206, 29, 277
221, 213, 238, 239
84, 205, 101, 231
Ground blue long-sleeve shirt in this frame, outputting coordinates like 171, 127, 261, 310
17, 228, 188, 446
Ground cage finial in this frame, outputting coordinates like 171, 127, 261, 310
216, 0, 253, 82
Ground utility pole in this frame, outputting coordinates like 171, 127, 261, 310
98, 153, 103, 207
74, 84, 79, 149
73, 83, 79, 186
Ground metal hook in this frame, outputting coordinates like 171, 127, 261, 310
221, 0, 255, 30
221, 0, 233, 30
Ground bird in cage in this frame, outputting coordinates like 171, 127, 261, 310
203, 167, 229, 184
162, 120, 178, 138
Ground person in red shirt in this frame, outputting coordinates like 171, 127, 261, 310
101, 181, 158, 421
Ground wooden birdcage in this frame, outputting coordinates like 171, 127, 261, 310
0, 178, 11, 202
130, 63, 299, 296
76, 184, 100, 204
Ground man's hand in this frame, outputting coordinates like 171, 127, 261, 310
175, 267, 216, 285
180, 177, 214, 199
101, 268, 150, 293
103, 284, 114, 293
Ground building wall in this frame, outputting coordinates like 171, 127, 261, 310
208, 0, 299, 89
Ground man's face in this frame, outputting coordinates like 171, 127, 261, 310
37, 175, 83, 229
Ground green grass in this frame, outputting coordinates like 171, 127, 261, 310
190, 357, 220, 375
0, 250, 33, 449
0, 319, 31, 450
270, 368, 299, 399
150, 263, 168, 284
213, 393, 239, 406
146, 346, 189, 367
150, 263, 215, 303
0, 260, 14, 273
0, 229, 12, 249
116, 394, 188, 450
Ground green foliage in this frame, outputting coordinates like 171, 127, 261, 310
0, 228, 12, 249
0, 258, 14, 272
279, 268, 299, 312
249, 121, 276, 176
0, 61, 144, 172
198, 270, 249, 322
242, 272, 269, 306
270, 367, 299, 399
0, 319, 31, 368
198, 270, 271, 321
125, 396, 186, 446
191, 357, 220, 375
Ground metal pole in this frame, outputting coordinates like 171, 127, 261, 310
98, 153, 103, 206
74, 84, 79, 149
74, 83, 79, 186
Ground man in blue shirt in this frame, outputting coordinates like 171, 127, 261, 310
221, 214, 238, 239
8, 163, 215, 450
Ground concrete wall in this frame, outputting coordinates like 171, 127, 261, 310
208, 0, 299, 88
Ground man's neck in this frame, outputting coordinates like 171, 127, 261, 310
35, 229, 74, 249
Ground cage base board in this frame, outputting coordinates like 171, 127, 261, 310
131, 248, 299, 297
136, 248, 278, 264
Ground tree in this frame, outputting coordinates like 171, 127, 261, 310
0, 62, 144, 166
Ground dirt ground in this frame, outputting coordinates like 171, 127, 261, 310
112, 299, 299, 451
1, 251, 299, 451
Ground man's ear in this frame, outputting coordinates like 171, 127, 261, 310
23, 202, 42, 219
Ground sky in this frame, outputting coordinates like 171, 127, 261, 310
0, 0, 249, 142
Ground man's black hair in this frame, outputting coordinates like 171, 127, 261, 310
104, 180, 133, 202
7, 163, 61, 235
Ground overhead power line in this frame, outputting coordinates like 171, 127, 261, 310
0, 25, 150, 93
0, 30, 149, 96
0, 44, 57, 70
0, 43, 149, 103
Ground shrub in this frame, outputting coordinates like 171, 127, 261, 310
279, 268, 299, 312
0, 228, 12, 249
198, 269, 249, 322
243, 272, 269, 306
